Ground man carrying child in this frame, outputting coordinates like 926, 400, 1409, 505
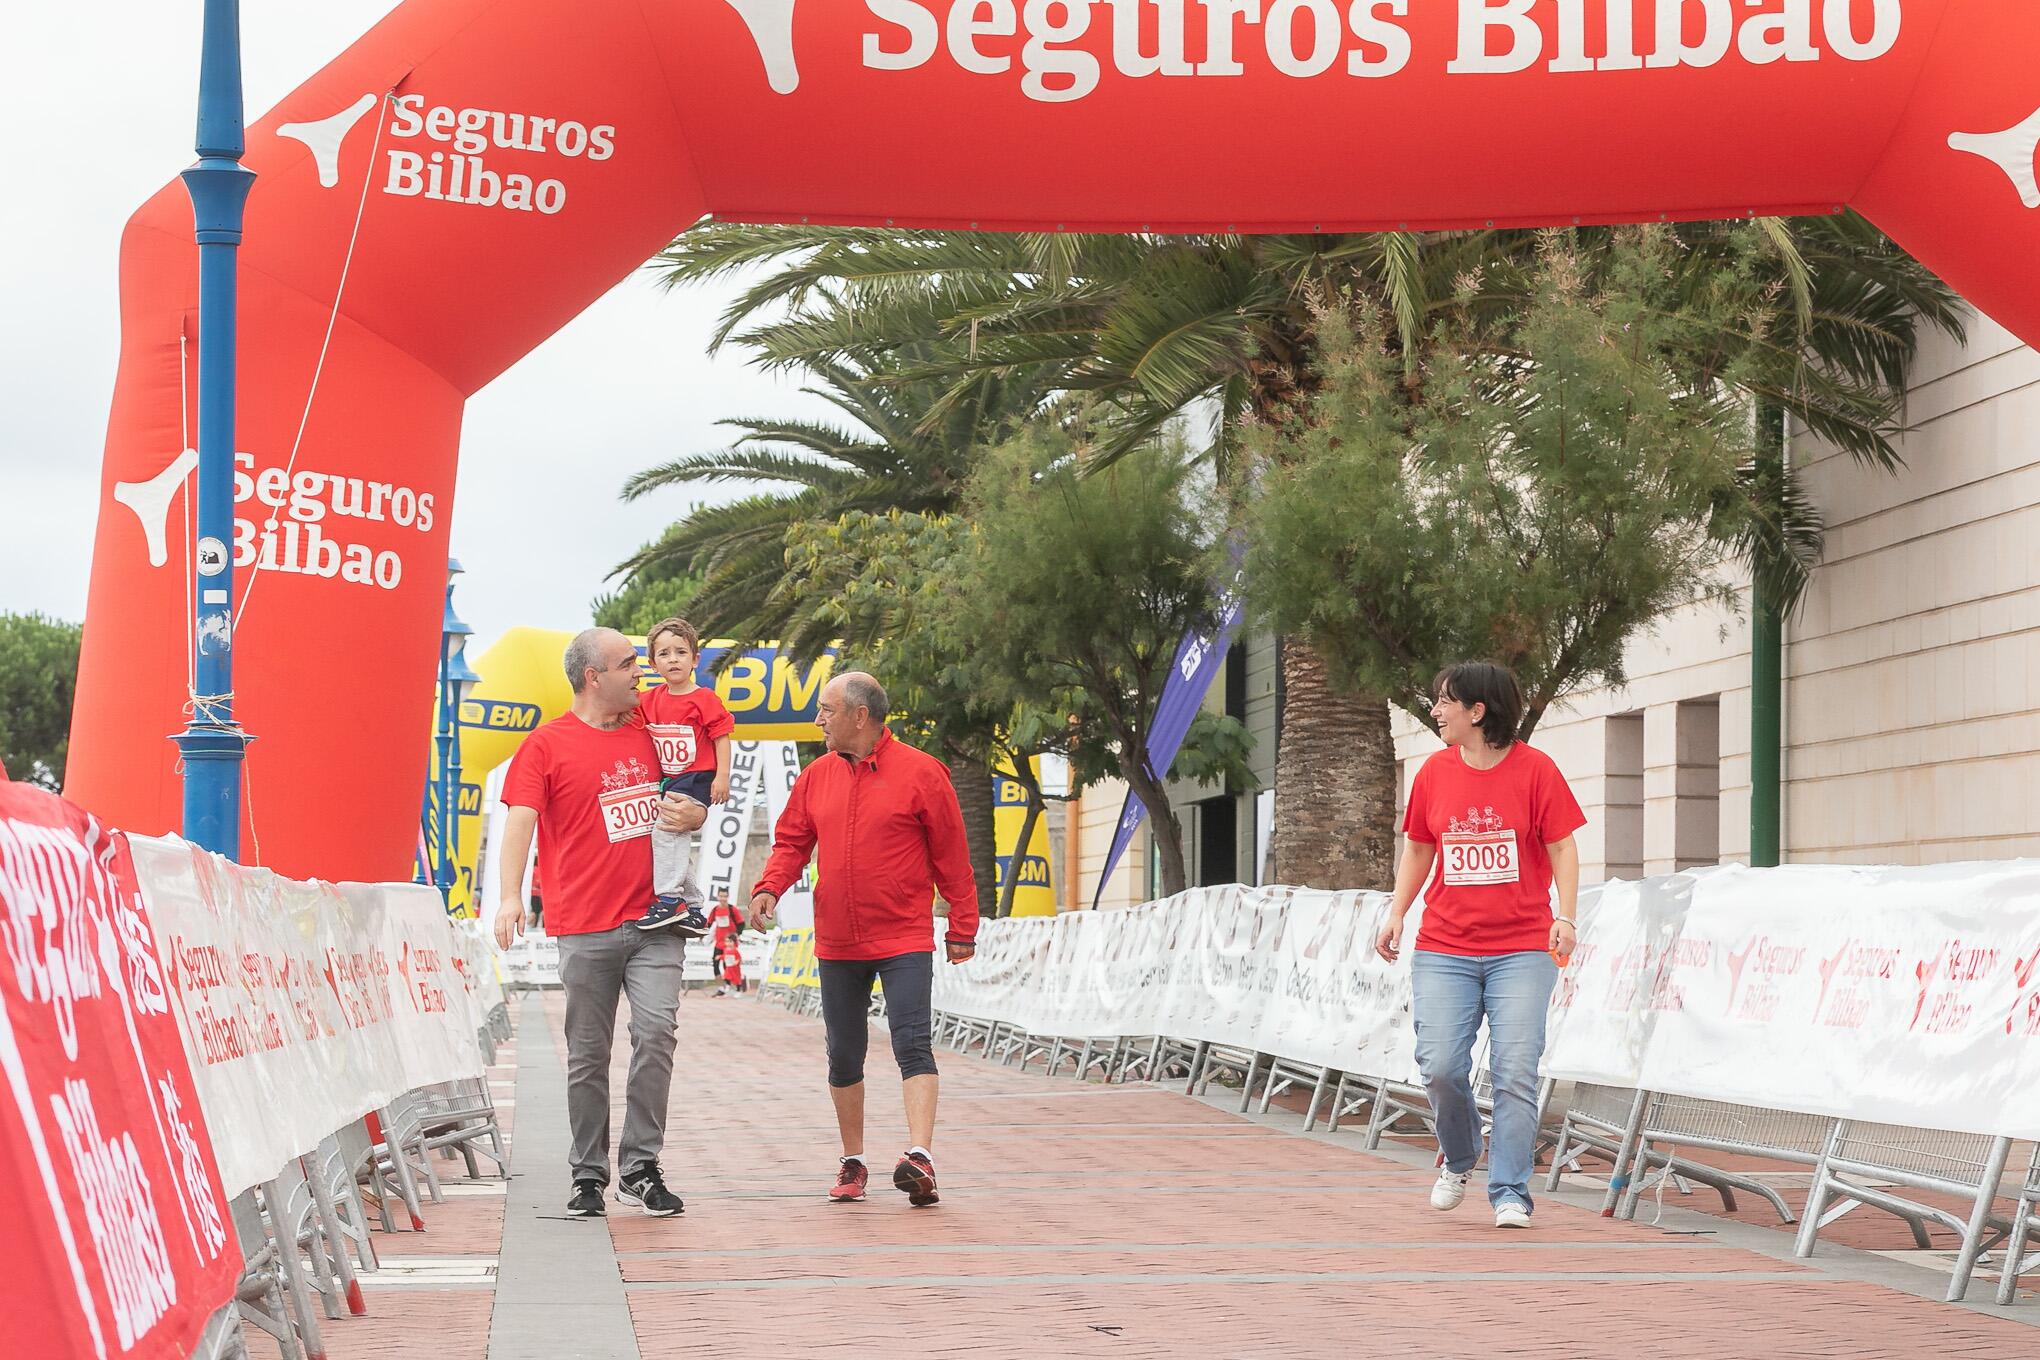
631, 617, 733, 935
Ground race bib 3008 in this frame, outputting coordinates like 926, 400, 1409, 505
646, 723, 697, 774
598, 783, 661, 843
1441, 830, 1519, 886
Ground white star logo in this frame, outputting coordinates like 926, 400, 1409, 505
112, 449, 198, 568
277, 92, 379, 188
723, 0, 801, 95
1949, 105, 2040, 209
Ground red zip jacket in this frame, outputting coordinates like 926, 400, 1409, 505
754, 727, 979, 960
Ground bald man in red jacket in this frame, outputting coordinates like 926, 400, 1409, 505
750, 671, 978, 1208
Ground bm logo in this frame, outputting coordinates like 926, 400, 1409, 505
996, 854, 1052, 889
460, 699, 541, 731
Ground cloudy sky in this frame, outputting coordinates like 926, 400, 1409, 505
1, 2, 820, 656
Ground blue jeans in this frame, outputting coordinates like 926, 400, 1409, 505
1411, 949, 1557, 1212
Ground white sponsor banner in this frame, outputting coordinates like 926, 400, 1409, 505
1627, 861, 2040, 1139
451, 919, 508, 1017
937, 860, 2040, 1142
761, 741, 814, 929
1539, 873, 1708, 1089
698, 740, 762, 907
937, 884, 1423, 1084
501, 933, 561, 987
127, 835, 484, 1196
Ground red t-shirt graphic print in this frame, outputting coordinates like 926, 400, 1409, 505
1402, 742, 1585, 957
500, 714, 660, 935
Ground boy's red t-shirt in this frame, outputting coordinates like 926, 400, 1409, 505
1402, 742, 1586, 957
638, 685, 735, 778
500, 714, 660, 936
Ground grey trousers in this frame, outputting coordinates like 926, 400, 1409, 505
556, 923, 685, 1184
652, 783, 708, 903
650, 824, 704, 905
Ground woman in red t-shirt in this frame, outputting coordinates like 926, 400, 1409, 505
1375, 661, 1584, 1230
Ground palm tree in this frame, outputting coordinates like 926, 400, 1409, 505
615, 318, 1062, 917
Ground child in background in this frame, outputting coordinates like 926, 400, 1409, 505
629, 617, 733, 934
721, 932, 746, 995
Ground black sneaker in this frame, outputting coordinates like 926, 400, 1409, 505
635, 897, 685, 932
617, 1164, 684, 1217
566, 1180, 606, 1217
675, 906, 711, 937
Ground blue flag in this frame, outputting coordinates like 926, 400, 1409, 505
1092, 552, 1247, 908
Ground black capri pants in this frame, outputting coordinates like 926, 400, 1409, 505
819, 951, 938, 1088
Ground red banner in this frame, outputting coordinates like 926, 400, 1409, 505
0, 784, 239, 1360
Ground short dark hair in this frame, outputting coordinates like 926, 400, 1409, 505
647, 616, 700, 659
1433, 661, 1522, 748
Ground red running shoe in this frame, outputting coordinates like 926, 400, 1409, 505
829, 1158, 868, 1202
893, 1151, 939, 1207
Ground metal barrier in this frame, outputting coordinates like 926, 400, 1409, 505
1797, 1121, 2018, 1303
1996, 1143, 2040, 1305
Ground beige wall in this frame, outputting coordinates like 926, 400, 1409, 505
1396, 306, 2040, 881
1073, 776, 1151, 910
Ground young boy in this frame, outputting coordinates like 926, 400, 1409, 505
630, 617, 734, 934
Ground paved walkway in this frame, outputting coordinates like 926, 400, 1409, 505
299, 989, 2038, 1359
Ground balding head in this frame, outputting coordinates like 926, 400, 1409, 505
563, 627, 644, 723
816, 671, 889, 758
564, 627, 630, 694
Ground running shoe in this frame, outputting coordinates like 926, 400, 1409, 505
1494, 1202, 1533, 1229
617, 1164, 684, 1217
566, 1180, 606, 1217
893, 1151, 939, 1207
634, 896, 686, 932
1430, 1167, 1473, 1210
829, 1158, 869, 1202
675, 905, 711, 937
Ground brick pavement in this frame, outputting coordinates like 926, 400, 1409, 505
283, 989, 2037, 1360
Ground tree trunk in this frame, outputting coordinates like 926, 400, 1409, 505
946, 753, 999, 920
1124, 762, 1189, 898
1273, 636, 1397, 890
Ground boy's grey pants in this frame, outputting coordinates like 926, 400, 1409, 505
555, 922, 685, 1184
651, 824, 705, 905
652, 788, 707, 904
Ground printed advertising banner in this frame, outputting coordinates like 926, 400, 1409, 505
761, 740, 816, 930
940, 860, 2040, 1141
125, 835, 484, 1196
993, 762, 1056, 918
766, 928, 820, 990
0, 785, 238, 1360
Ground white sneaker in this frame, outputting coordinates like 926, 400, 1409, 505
1430, 1168, 1473, 1210
1494, 1202, 1532, 1229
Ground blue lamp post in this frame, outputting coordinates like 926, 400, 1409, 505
435, 560, 478, 908
174, 0, 256, 855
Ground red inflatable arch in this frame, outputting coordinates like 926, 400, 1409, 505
69, 0, 2040, 881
